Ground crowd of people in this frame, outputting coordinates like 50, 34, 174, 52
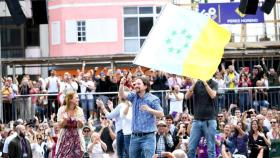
0, 58, 280, 157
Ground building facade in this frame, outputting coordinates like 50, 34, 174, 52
48, 0, 169, 56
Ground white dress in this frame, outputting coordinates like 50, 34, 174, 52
90, 143, 104, 158
168, 92, 184, 114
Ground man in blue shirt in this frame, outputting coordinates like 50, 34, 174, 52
119, 76, 164, 158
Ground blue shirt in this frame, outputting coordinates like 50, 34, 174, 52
127, 92, 163, 133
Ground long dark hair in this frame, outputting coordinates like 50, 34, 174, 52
233, 121, 246, 137
249, 119, 260, 135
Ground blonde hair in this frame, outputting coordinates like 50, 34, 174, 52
65, 91, 78, 112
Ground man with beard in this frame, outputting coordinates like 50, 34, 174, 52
8, 125, 32, 158
119, 76, 164, 158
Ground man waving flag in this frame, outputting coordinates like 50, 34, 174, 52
134, 3, 231, 80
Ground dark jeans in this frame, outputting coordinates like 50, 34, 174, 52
3, 101, 12, 123
124, 135, 131, 158
217, 94, 225, 112
239, 91, 250, 112
117, 130, 126, 158
225, 90, 237, 109
268, 89, 280, 107
47, 93, 58, 119
36, 106, 45, 121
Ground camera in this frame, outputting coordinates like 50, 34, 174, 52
86, 87, 91, 93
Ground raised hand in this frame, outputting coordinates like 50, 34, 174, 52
191, 78, 197, 85
96, 99, 104, 108
107, 100, 114, 111
120, 77, 127, 85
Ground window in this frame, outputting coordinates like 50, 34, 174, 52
1, 28, 21, 47
65, 19, 117, 43
123, 6, 162, 52
77, 21, 86, 42
52, 21, 60, 45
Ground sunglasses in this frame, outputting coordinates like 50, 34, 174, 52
101, 117, 107, 120
218, 115, 223, 118
37, 138, 42, 140
271, 121, 277, 124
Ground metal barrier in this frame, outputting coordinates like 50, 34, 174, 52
1, 86, 280, 122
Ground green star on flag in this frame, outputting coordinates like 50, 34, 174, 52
134, 4, 231, 81
166, 29, 192, 54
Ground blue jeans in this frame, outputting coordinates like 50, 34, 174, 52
129, 133, 156, 158
188, 120, 217, 158
35, 106, 45, 121
217, 94, 225, 112
239, 92, 250, 112
81, 99, 94, 120
117, 130, 126, 158
124, 135, 131, 158
253, 100, 269, 112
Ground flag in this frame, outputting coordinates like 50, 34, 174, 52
133, 3, 231, 81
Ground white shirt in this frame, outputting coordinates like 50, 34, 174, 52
267, 130, 280, 140
263, 118, 271, 130
168, 92, 184, 114
119, 103, 132, 135
60, 81, 78, 94
31, 143, 44, 158
46, 76, 60, 93
213, 78, 226, 94
3, 133, 17, 154
89, 143, 104, 158
79, 80, 95, 100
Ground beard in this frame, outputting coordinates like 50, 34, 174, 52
135, 87, 140, 93
19, 131, 25, 137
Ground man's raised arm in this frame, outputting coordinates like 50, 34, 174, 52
119, 77, 129, 99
